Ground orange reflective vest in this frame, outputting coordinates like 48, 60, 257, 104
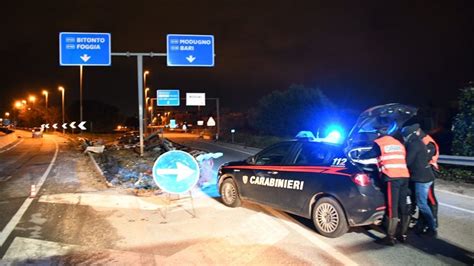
374, 136, 410, 178
422, 134, 439, 170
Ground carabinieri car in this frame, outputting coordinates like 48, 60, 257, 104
217, 103, 417, 238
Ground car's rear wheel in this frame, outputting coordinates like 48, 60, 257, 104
220, 178, 241, 207
312, 197, 348, 238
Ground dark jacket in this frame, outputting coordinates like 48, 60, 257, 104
405, 134, 434, 183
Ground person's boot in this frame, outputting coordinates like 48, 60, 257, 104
377, 218, 398, 246
397, 215, 410, 243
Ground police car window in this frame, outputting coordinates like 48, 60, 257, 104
294, 143, 330, 165
255, 143, 293, 165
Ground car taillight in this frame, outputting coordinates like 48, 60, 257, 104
352, 173, 370, 186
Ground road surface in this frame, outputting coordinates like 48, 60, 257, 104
0, 131, 472, 265
170, 133, 474, 265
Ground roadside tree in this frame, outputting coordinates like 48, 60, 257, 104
250, 84, 336, 137
452, 83, 474, 156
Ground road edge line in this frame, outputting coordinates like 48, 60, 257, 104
194, 140, 255, 156
436, 189, 474, 200
439, 202, 474, 214
0, 138, 23, 154
0, 137, 58, 247
261, 206, 358, 266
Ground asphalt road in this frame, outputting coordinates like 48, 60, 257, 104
170, 133, 474, 265
0, 131, 472, 265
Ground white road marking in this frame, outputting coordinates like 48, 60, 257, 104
0, 137, 58, 247
232, 212, 289, 246
0, 176, 13, 182
195, 140, 255, 156
2, 237, 158, 264
439, 202, 474, 214
0, 138, 24, 154
436, 189, 474, 200
38, 192, 228, 212
260, 206, 358, 266
39, 193, 162, 210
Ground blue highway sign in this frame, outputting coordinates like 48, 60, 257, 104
167, 34, 214, 67
59, 32, 111, 66
157, 90, 180, 106
152, 150, 200, 194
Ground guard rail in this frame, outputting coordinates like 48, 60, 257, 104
438, 155, 474, 167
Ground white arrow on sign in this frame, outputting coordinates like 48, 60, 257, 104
52, 123, 58, 129
185, 55, 196, 63
80, 54, 91, 62
70, 121, 76, 129
62, 123, 68, 129
45, 124, 50, 129
78, 121, 87, 130
155, 162, 195, 182
40, 124, 45, 129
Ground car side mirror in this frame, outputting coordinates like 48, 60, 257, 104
247, 156, 256, 165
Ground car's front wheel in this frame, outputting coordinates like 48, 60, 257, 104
312, 197, 348, 238
220, 178, 241, 207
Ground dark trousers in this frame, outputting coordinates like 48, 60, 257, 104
385, 178, 409, 219
428, 180, 439, 226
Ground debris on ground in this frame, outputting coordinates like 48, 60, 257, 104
84, 145, 105, 154
78, 132, 220, 193
78, 137, 105, 154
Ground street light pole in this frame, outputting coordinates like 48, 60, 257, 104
59, 86, 65, 134
42, 90, 48, 109
143, 71, 149, 133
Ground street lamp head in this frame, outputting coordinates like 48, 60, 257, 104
144, 70, 150, 76
5, 112, 10, 117
14, 101, 22, 109
42, 90, 48, 95
58, 86, 64, 92
21, 100, 27, 104
28, 95, 36, 103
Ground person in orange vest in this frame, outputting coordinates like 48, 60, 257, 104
361, 128, 410, 245
402, 124, 437, 237
419, 128, 440, 229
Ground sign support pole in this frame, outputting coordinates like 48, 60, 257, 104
216, 97, 220, 139
80, 65, 83, 127
137, 55, 144, 156
111, 52, 166, 156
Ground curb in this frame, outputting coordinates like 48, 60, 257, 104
86, 152, 113, 188
0, 133, 20, 150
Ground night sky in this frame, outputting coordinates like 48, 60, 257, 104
1, 1, 473, 116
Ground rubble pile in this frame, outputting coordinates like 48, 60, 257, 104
79, 132, 222, 192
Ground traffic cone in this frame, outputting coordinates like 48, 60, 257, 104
30, 184, 37, 198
